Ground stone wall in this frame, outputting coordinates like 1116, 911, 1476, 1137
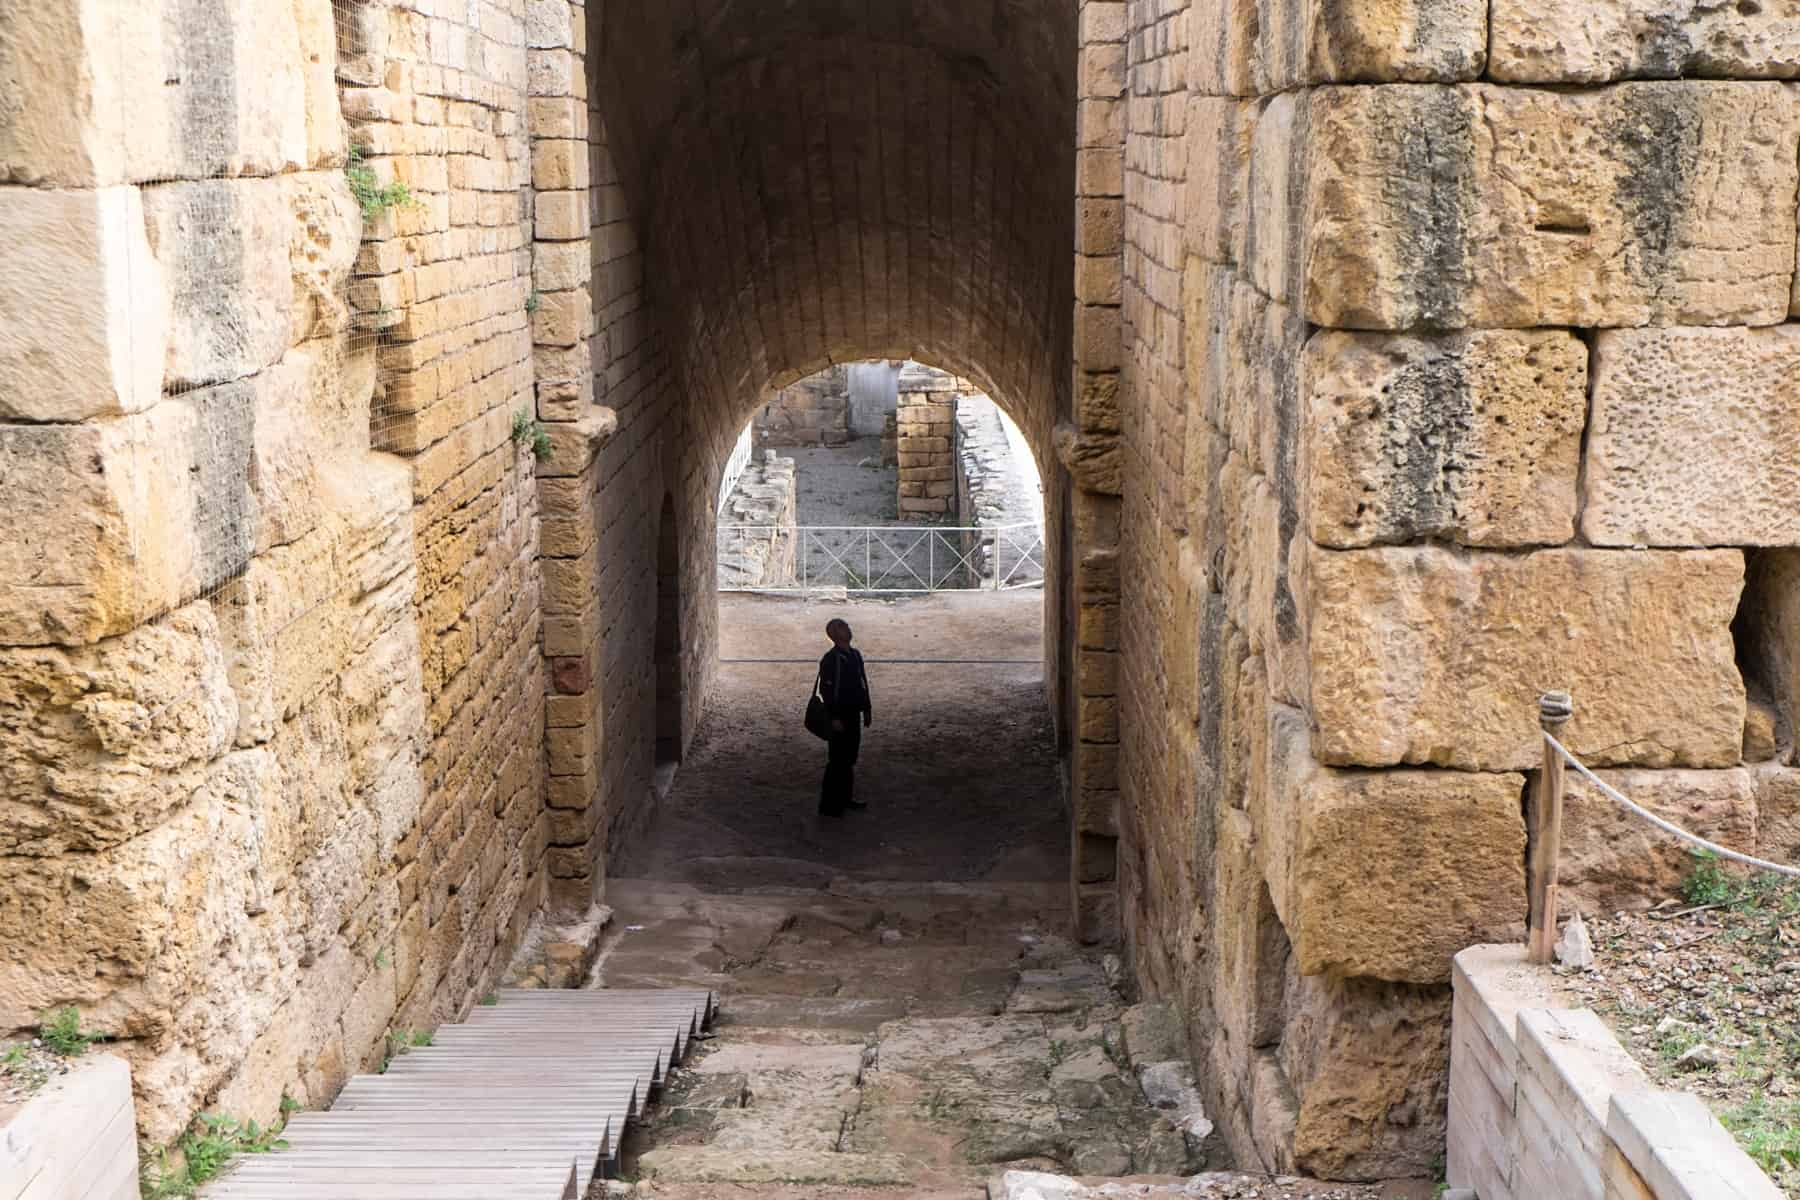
956, 408, 982, 569
896, 376, 960, 519
756, 364, 852, 448
31, 0, 1772, 1181
956, 396, 1047, 589
529, 0, 611, 915
0, 0, 553, 1148
1061, 1, 1131, 948
2, 9, 1089, 1161
581, 38, 686, 893
1113, 0, 1800, 1182
344, 0, 552, 1066
881, 413, 899, 469
717, 452, 799, 590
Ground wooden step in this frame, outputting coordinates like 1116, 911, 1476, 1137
201, 988, 715, 1200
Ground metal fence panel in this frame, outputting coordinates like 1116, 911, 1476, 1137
717, 524, 1044, 594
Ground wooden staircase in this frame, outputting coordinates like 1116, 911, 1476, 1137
205, 988, 715, 1199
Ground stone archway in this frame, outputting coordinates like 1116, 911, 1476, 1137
526, 0, 1111, 925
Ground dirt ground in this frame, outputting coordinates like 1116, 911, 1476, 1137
617, 591, 1067, 887
787, 438, 899, 526
778, 438, 980, 590
1552, 874, 1800, 1193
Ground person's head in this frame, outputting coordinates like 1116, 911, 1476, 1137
826, 618, 853, 648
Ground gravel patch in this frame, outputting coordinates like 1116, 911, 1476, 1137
1552, 865, 1800, 1193
1, 1038, 73, 1108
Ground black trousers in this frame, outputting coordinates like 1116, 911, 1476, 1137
820, 718, 862, 814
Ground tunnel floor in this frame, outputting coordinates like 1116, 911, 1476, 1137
618, 591, 1069, 888
599, 595, 1434, 1197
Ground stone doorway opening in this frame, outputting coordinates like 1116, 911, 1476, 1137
583, 0, 1104, 951
716, 361, 1047, 595
694, 359, 1061, 891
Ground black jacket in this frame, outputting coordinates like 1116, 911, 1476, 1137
818, 646, 872, 719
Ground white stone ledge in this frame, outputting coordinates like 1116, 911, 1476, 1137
0, 1053, 138, 1200
1449, 945, 1782, 1200
1608, 1091, 1780, 1200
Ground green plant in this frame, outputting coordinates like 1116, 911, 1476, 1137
39, 1006, 99, 1057
1681, 848, 1740, 907
510, 408, 552, 461
1046, 1039, 1070, 1068
1656, 1025, 1702, 1063
345, 144, 417, 221
1722, 1095, 1800, 1178
479, 992, 500, 1006
142, 1114, 288, 1199
375, 948, 390, 969
377, 1027, 433, 1074
1, 1041, 53, 1096
524, 289, 541, 314
922, 1088, 956, 1119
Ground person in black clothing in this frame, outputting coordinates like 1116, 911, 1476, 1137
817, 618, 872, 816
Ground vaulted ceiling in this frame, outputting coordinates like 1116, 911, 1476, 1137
590, 0, 1077, 450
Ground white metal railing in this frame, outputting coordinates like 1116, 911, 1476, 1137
716, 426, 754, 514
717, 523, 1045, 593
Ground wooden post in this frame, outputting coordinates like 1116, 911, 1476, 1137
1528, 691, 1573, 965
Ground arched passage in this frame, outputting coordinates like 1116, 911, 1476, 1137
574, 0, 1087, 893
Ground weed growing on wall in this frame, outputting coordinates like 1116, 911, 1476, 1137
345, 145, 417, 221
511, 408, 552, 461
38, 1006, 100, 1057
378, 1027, 435, 1073
141, 1113, 290, 1199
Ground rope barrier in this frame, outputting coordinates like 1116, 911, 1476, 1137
1543, 731, 1800, 880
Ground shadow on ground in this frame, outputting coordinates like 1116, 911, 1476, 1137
618, 591, 1068, 888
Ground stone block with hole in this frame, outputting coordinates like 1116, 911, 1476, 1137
1291, 83, 1800, 330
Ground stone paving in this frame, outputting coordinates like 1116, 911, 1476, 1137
589, 880, 1436, 1200
596, 596, 1438, 1198
595, 880, 1214, 1194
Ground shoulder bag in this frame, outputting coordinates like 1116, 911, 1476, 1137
804, 668, 833, 740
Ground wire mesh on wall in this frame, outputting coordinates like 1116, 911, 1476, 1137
112, 1, 411, 725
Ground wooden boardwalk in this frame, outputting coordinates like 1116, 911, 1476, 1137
205, 988, 715, 1200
